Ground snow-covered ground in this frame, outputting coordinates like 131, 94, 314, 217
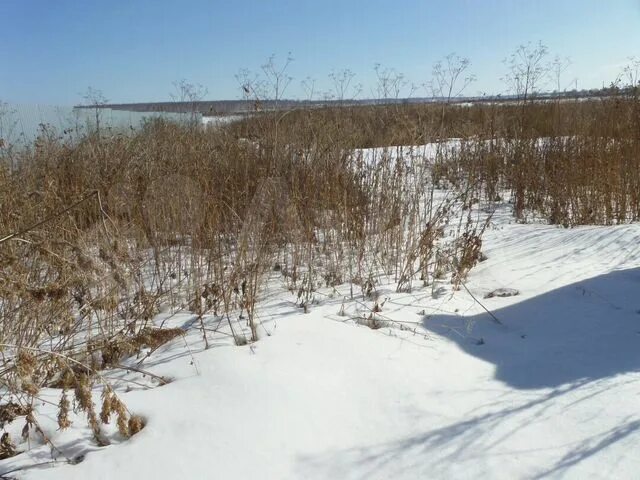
4, 204, 640, 479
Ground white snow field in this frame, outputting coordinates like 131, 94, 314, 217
3, 207, 640, 479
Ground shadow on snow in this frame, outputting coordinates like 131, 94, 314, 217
297, 268, 640, 479
424, 267, 640, 390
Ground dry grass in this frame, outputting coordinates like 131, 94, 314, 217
0, 83, 639, 456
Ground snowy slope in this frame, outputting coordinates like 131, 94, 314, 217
3, 214, 640, 479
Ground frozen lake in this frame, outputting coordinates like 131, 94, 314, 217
0, 103, 196, 146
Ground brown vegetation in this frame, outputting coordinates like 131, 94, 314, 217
0, 76, 639, 456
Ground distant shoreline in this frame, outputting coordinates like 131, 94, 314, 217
72, 87, 630, 116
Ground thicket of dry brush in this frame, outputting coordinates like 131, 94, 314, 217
0, 84, 639, 458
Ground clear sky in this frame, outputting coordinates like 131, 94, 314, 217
1, 0, 639, 105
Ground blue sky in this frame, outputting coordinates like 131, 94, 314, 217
1, 0, 639, 104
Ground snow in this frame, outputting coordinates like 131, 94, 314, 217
201, 114, 244, 127
4, 201, 640, 478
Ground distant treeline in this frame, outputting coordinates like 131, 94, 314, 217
74, 85, 635, 116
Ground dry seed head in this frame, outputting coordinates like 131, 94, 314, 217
16, 350, 36, 379
0, 402, 30, 428
99, 387, 114, 424
57, 390, 72, 430
73, 373, 103, 438
0, 432, 17, 460
114, 398, 129, 437
128, 415, 145, 436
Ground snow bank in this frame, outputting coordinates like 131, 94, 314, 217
4, 207, 640, 479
